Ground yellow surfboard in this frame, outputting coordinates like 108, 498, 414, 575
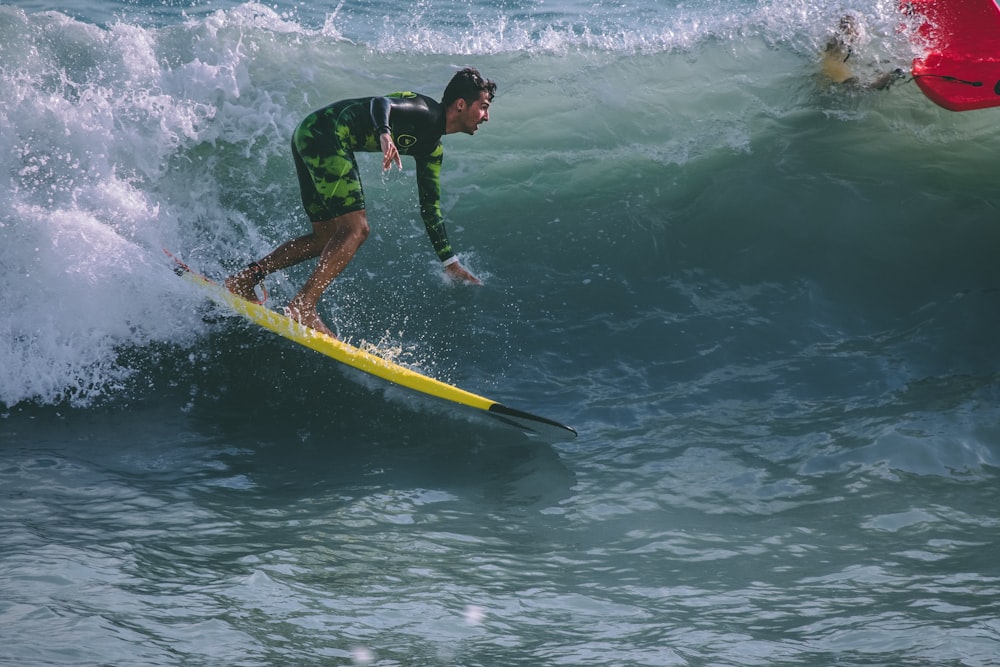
169, 253, 577, 441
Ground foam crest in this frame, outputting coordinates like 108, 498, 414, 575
0, 8, 255, 407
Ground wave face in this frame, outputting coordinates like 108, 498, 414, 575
2, 0, 998, 408
2, 2, 1000, 666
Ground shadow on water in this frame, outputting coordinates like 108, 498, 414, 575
3, 325, 578, 513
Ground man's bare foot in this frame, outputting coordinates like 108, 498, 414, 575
225, 272, 262, 303
284, 301, 337, 339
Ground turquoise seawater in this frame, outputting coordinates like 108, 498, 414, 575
2, 1, 999, 665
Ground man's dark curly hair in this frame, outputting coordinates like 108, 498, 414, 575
441, 67, 497, 108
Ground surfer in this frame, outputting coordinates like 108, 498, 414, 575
821, 14, 905, 90
225, 67, 496, 337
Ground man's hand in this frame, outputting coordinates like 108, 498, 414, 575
445, 261, 481, 285
380, 133, 402, 171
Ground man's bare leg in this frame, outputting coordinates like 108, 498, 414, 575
225, 266, 267, 303
282, 210, 370, 337
225, 210, 369, 315
225, 229, 327, 302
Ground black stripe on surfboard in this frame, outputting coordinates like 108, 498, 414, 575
488, 403, 578, 440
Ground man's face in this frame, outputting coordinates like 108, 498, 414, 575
456, 91, 491, 135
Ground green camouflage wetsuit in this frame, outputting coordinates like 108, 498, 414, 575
291, 91, 455, 262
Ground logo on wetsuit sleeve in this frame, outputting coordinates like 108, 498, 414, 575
396, 134, 418, 149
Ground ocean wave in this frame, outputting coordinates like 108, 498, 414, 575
2, 1, 999, 409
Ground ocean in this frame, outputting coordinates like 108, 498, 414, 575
2, 0, 1000, 664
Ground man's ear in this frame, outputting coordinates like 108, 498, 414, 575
455, 99, 466, 111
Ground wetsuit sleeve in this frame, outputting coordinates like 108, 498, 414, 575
414, 143, 453, 262
369, 97, 392, 136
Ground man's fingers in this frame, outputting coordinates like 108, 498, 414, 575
383, 148, 402, 171
380, 134, 403, 171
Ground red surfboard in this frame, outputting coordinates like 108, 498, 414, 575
903, 0, 1000, 111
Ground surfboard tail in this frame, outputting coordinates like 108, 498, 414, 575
902, 0, 1000, 111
